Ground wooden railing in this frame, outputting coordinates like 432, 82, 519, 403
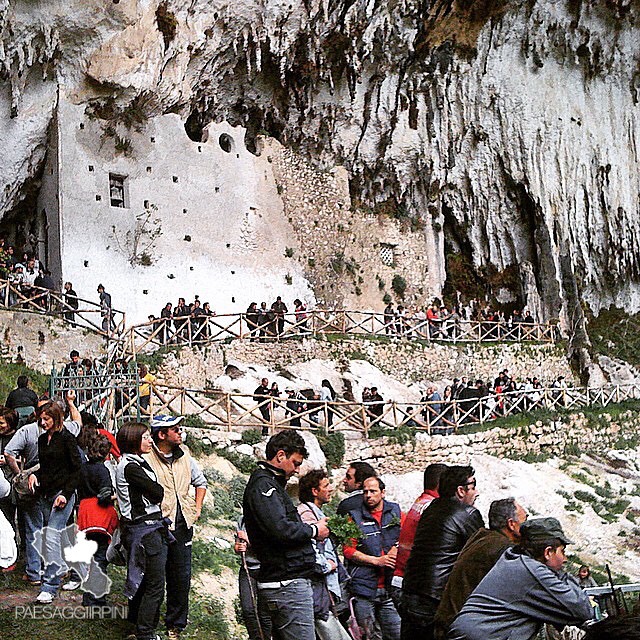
122, 310, 558, 358
0, 278, 126, 337
127, 381, 640, 436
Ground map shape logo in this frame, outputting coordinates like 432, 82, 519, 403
33, 524, 112, 598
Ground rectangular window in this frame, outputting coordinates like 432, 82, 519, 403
109, 174, 128, 208
380, 243, 396, 267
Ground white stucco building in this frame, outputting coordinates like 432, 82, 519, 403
38, 96, 315, 323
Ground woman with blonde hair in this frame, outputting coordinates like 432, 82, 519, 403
27, 401, 82, 603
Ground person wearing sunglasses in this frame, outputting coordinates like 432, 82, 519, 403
144, 415, 208, 640
400, 466, 484, 640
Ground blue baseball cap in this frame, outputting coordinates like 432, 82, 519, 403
150, 414, 184, 433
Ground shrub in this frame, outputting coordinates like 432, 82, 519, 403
187, 434, 213, 456
241, 429, 263, 445
114, 135, 132, 156
214, 447, 257, 475
191, 539, 238, 576
391, 275, 407, 299
156, 2, 178, 49
317, 431, 345, 468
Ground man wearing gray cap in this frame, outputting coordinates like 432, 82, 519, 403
447, 517, 594, 640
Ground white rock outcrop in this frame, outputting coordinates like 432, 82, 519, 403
1, 0, 639, 324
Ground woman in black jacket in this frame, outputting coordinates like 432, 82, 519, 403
116, 422, 169, 640
27, 401, 82, 604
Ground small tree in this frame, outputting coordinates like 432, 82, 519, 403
111, 204, 163, 266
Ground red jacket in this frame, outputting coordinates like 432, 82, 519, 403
392, 489, 438, 585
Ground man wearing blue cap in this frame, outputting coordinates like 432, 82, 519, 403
448, 517, 594, 640
144, 415, 207, 640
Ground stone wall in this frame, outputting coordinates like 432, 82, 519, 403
345, 410, 640, 475
0, 311, 106, 373
157, 336, 574, 392
269, 142, 438, 310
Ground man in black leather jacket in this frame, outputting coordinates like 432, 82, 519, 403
243, 430, 330, 640
401, 465, 484, 640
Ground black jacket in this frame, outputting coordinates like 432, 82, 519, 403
35, 428, 82, 500
403, 497, 484, 601
5, 387, 38, 409
243, 461, 317, 582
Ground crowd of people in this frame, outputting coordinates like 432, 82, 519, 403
139, 292, 542, 347
249, 369, 572, 436
0, 375, 633, 640
382, 301, 537, 340
0, 378, 206, 640
0, 244, 114, 334
1, 247, 548, 348
238, 431, 623, 640
144, 295, 310, 344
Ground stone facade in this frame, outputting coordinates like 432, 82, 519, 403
268, 143, 438, 310
344, 410, 640, 475
38, 98, 314, 324
0, 310, 106, 373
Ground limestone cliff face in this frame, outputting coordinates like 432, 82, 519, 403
1, 0, 639, 324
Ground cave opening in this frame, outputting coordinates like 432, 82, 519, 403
0, 164, 48, 272
184, 109, 208, 143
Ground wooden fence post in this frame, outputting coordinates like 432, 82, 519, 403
270, 397, 275, 434
452, 399, 459, 433
362, 405, 369, 438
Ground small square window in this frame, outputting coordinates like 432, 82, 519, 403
146, 166, 152, 173
95, 195, 102, 202
109, 173, 129, 208
88, 165, 94, 172
172, 176, 179, 183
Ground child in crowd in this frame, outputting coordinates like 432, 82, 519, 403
76, 433, 119, 606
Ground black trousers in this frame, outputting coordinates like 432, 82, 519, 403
399, 593, 439, 640
128, 528, 168, 640
165, 518, 193, 631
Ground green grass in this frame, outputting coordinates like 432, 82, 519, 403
191, 539, 239, 575
0, 359, 49, 404
0, 609, 132, 640
459, 408, 558, 434
368, 423, 417, 445
185, 595, 231, 639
